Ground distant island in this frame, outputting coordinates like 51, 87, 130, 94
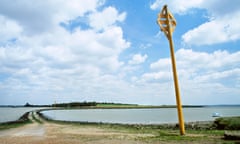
1, 102, 204, 108
1, 102, 239, 108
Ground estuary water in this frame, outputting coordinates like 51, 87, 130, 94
0, 107, 46, 123
42, 107, 240, 124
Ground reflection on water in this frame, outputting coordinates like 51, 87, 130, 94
42, 107, 240, 124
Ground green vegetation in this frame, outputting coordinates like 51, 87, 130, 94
214, 116, 240, 130
0, 121, 30, 130
2, 110, 240, 143
95, 103, 204, 108
24, 102, 50, 107
41, 118, 227, 143
96, 103, 138, 108
0, 102, 238, 109
38, 110, 240, 142
94, 123, 224, 142
53, 102, 97, 107
17, 101, 206, 108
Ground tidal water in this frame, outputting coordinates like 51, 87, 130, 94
42, 107, 240, 124
0, 107, 46, 123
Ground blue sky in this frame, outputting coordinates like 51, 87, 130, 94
0, 0, 239, 105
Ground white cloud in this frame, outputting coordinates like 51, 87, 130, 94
0, 15, 22, 43
150, 58, 171, 70
176, 49, 240, 70
0, 1, 239, 105
150, 0, 204, 13
141, 71, 172, 82
0, 0, 102, 35
194, 68, 240, 83
0, 0, 132, 105
89, 6, 126, 31
128, 54, 148, 65
138, 48, 240, 104
151, 0, 240, 45
151, 0, 240, 15
182, 12, 240, 45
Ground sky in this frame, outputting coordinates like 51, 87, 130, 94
0, 0, 240, 105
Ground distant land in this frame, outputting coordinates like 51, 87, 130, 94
0, 102, 240, 108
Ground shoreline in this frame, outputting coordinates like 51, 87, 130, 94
1, 108, 240, 131
0, 109, 240, 143
1, 108, 215, 130
38, 109, 215, 130
1, 104, 240, 108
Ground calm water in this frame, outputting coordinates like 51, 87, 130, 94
0, 107, 46, 123
42, 107, 240, 124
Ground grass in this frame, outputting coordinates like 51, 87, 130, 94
95, 103, 178, 109
0, 122, 24, 130
96, 103, 139, 108
0, 120, 31, 130
96, 124, 227, 143
38, 112, 240, 143
214, 116, 240, 130
39, 116, 227, 143
2, 110, 240, 143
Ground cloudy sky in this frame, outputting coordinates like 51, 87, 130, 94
0, 0, 239, 105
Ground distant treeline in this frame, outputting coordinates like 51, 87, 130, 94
53, 102, 97, 107
24, 102, 50, 107
7, 102, 135, 108
1, 102, 239, 108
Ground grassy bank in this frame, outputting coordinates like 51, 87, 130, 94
38, 109, 240, 142
38, 108, 240, 131
38, 111, 230, 143
1, 110, 240, 143
0, 121, 29, 130
214, 116, 240, 130
94, 103, 202, 109
43, 102, 205, 109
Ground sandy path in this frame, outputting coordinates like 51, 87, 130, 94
0, 111, 45, 137
0, 123, 44, 137
0, 111, 154, 144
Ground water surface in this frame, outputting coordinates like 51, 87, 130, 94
0, 107, 46, 123
42, 107, 240, 124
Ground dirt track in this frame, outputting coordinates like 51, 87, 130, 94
0, 111, 155, 144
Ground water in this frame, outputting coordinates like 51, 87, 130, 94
42, 107, 240, 124
0, 107, 46, 123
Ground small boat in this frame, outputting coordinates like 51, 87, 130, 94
212, 112, 221, 117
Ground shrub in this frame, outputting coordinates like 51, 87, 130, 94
214, 117, 240, 130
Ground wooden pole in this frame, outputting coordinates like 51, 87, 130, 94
157, 5, 185, 135
166, 6, 185, 135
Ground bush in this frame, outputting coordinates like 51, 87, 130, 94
214, 117, 240, 130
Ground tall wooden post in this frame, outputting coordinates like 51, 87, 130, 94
157, 5, 185, 135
